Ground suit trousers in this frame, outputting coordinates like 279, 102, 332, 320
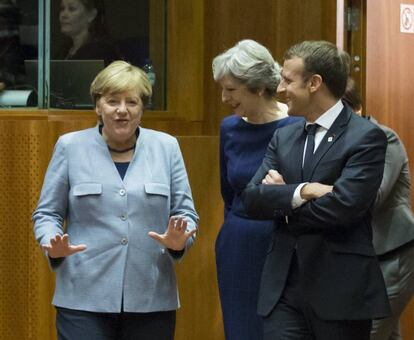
263, 252, 372, 340
371, 243, 414, 340
56, 307, 176, 340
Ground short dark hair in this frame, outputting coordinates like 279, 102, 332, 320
284, 40, 350, 99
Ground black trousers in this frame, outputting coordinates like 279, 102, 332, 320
56, 307, 176, 340
263, 253, 372, 340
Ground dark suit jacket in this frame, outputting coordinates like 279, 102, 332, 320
370, 119, 414, 255
241, 104, 391, 320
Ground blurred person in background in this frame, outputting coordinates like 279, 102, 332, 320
0, 0, 26, 88
343, 77, 414, 340
55, 0, 121, 65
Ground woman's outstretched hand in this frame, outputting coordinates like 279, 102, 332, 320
148, 216, 197, 251
41, 234, 87, 258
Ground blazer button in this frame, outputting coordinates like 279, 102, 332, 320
119, 189, 126, 196
121, 238, 128, 245
120, 215, 127, 221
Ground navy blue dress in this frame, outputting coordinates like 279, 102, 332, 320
216, 114, 301, 340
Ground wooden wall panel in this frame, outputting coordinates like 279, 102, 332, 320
366, 0, 414, 188
402, 300, 414, 340
366, 1, 414, 338
167, 0, 204, 122
175, 136, 223, 340
0, 117, 55, 340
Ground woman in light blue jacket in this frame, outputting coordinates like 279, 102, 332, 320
32, 60, 199, 340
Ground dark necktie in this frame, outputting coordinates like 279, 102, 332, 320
303, 123, 318, 168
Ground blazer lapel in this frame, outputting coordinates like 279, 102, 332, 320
288, 122, 307, 183
123, 128, 153, 185
303, 106, 352, 181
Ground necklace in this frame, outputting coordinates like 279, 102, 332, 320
98, 124, 139, 153
107, 144, 136, 153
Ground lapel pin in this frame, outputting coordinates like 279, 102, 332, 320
327, 136, 334, 142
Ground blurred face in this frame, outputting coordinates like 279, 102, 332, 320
219, 75, 263, 118
95, 89, 143, 147
277, 57, 312, 117
59, 0, 96, 38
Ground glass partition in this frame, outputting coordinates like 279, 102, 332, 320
0, 0, 38, 108
0, 0, 167, 110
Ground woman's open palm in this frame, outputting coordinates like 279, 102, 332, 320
41, 234, 86, 258
148, 216, 197, 251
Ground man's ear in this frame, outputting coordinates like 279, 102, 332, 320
309, 74, 323, 93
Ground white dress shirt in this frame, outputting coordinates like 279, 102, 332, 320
292, 100, 344, 208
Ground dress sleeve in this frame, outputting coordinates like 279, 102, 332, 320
220, 122, 235, 217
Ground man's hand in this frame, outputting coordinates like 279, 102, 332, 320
262, 170, 285, 185
300, 182, 333, 200
41, 234, 87, 258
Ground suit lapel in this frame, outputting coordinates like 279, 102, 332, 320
303, 106, 352, 181
288, 122, 307, 183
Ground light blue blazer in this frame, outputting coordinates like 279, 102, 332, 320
32, 125, 199, 313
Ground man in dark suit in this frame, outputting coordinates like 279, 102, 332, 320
241, 40, 391, 340
343, 78, 414, 340
369, 121, 414, 340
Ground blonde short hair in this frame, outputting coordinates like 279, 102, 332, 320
90, 60, 152, 107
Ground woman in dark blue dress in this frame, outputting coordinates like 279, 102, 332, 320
212, 40, 301, 340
